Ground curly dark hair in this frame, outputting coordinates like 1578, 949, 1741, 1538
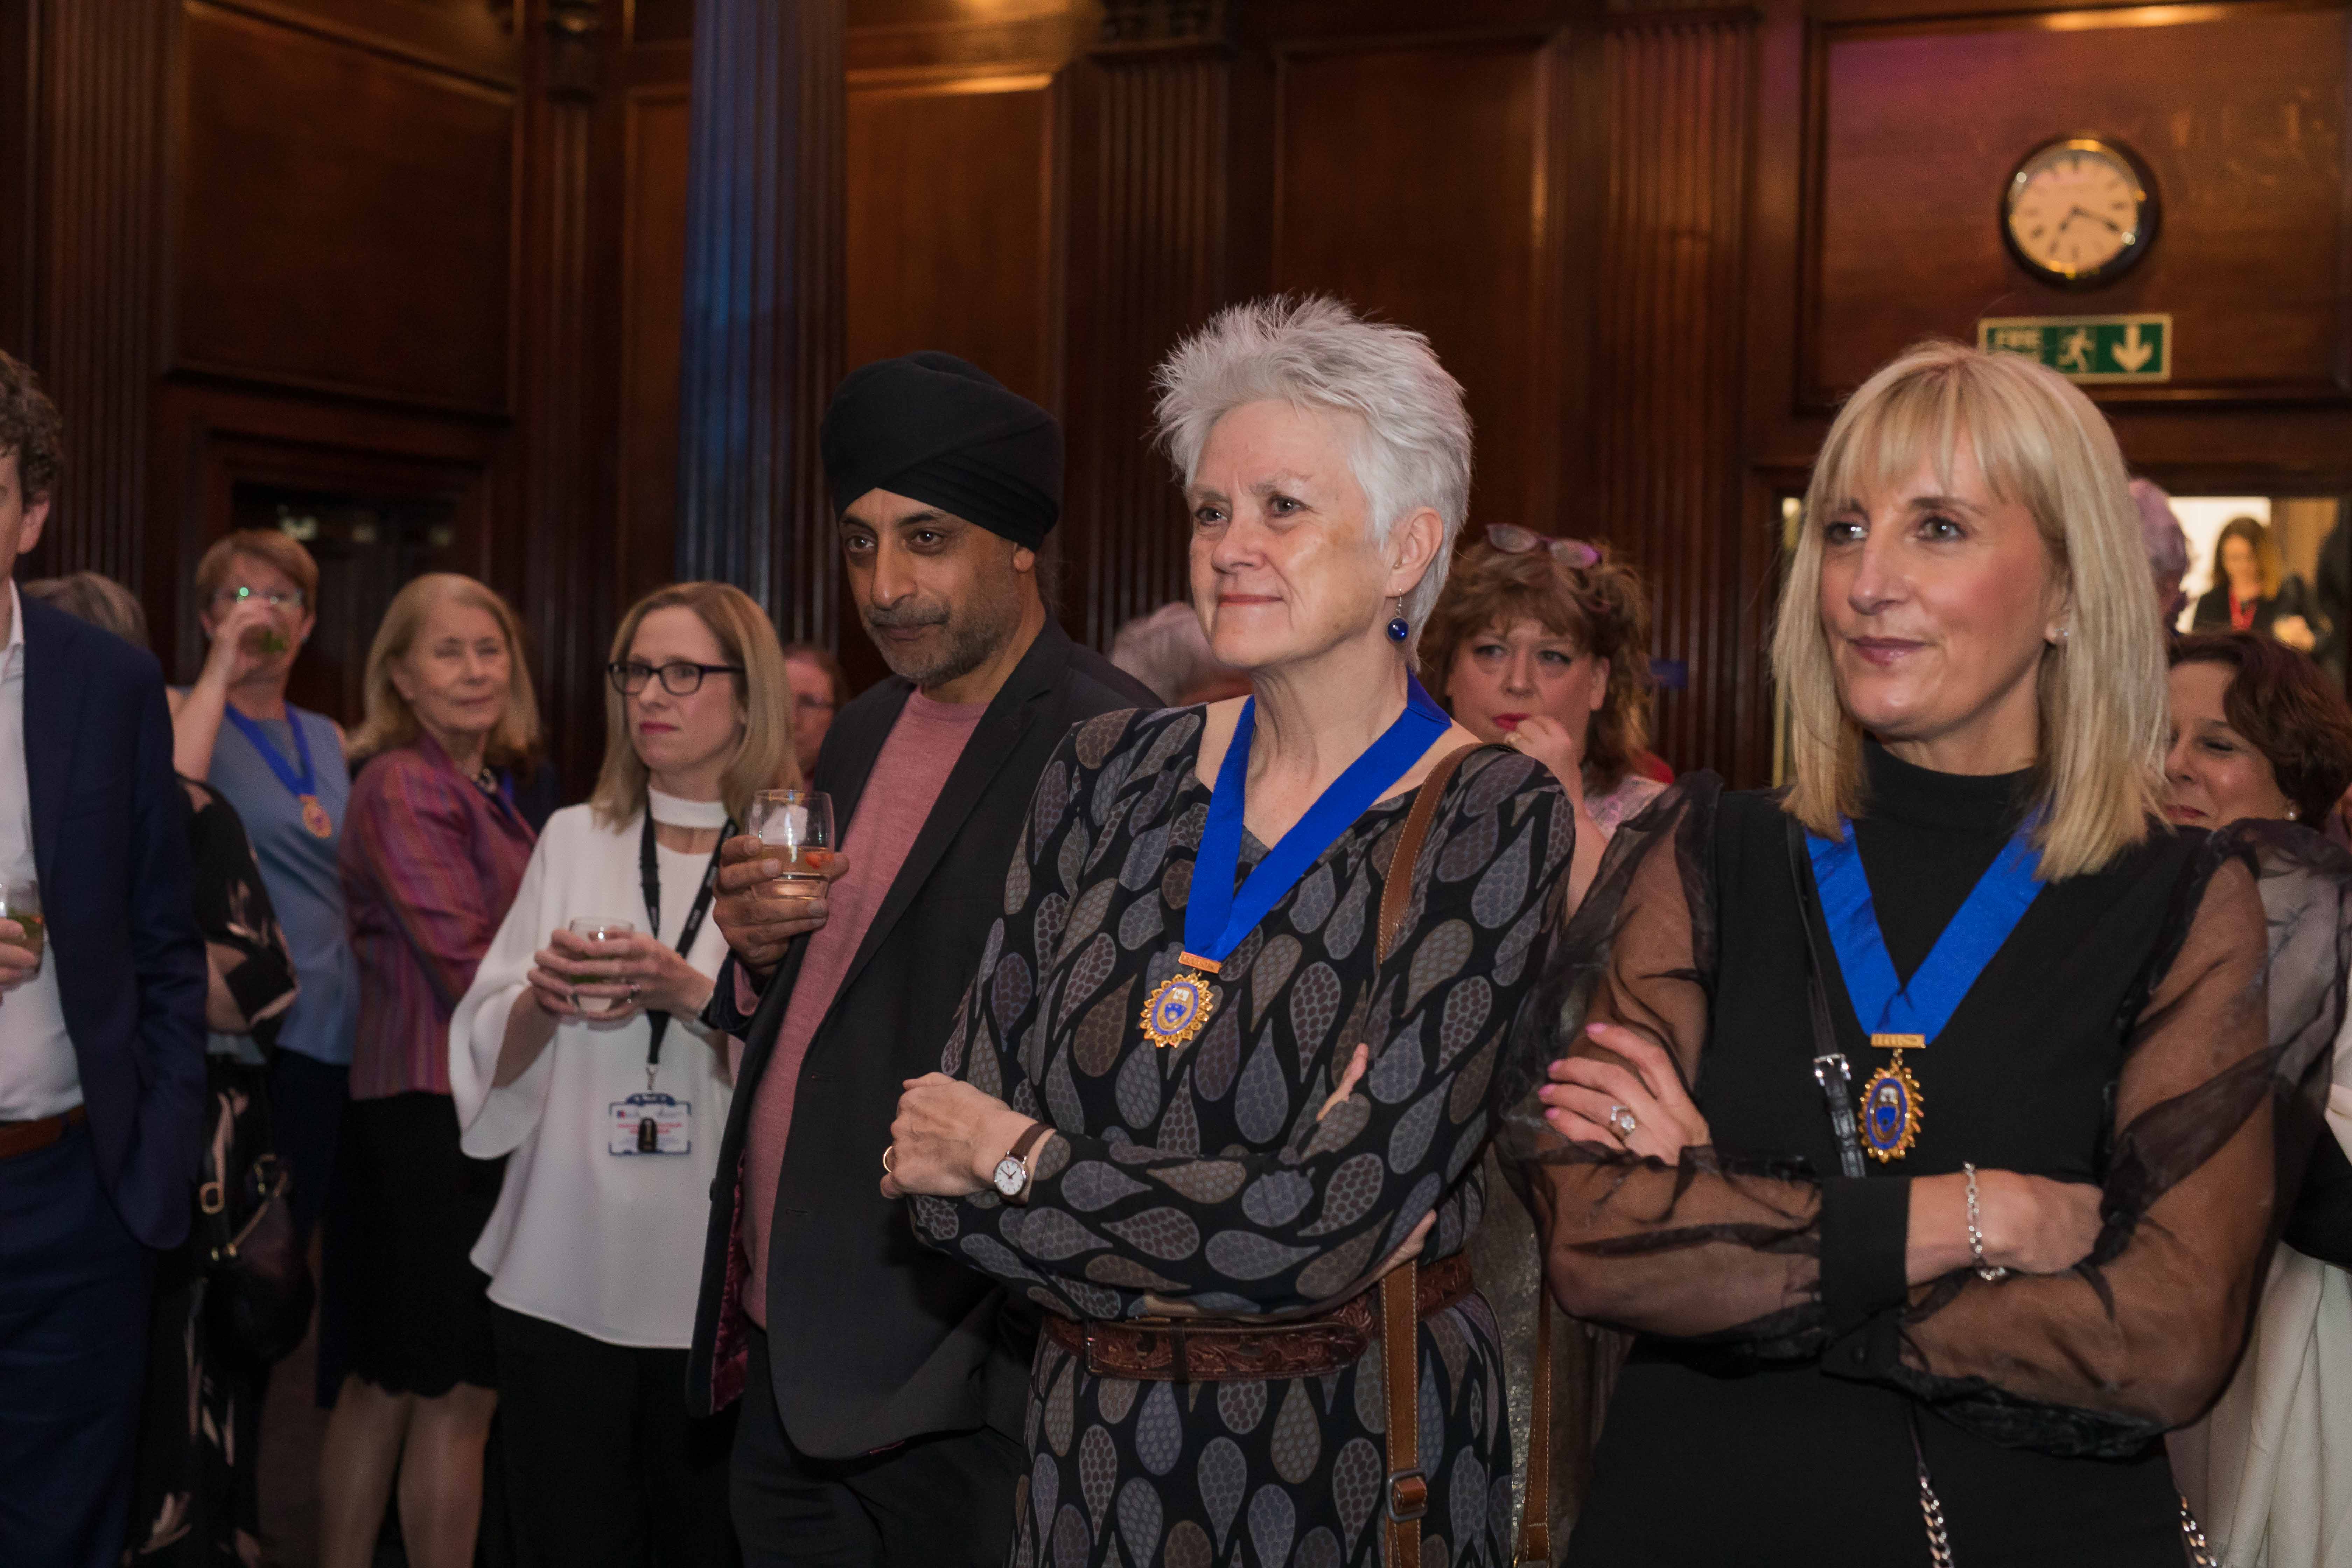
1419, 534, 1654, 789
0, 349, 62, 500
2171, 631, 2352, 824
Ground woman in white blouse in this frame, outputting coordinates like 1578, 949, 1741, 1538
451, 582, 801, 1568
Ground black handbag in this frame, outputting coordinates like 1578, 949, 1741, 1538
195, 1059, 315, 1365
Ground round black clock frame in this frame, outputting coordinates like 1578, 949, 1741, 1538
1999, 134, 2161, 291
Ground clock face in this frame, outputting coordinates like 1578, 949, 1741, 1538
2002, 138, 2157, 287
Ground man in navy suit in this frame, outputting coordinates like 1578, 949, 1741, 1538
0, 350, 207, 1568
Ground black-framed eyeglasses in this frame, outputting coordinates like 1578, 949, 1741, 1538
607, 659, 745, 696
1485, 523, 1601, 570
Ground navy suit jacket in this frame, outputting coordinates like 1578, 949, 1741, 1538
19, 592, 207, 1249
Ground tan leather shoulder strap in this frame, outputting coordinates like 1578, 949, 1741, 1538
1374, 744, 1480, 1567
1378, 743, 1481, 964
1380, 1261, 1426, 1568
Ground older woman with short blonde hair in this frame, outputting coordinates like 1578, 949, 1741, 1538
882, 297, 1574, 1566
323, 572, 539, 1568
1496, 341, 2350, 1565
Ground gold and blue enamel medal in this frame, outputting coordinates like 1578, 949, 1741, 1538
1859, 1032, 1924, 1162
1140, 953, 1220, 1050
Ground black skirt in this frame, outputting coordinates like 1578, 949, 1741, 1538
336, 1091, 503, 1396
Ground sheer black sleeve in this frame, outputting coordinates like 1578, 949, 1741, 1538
1493, 780, 2352, 1457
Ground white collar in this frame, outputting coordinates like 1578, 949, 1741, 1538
647, 786, 729, 830
4, 580, 22, 663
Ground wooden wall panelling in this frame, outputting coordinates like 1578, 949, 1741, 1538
172, 1, 520, 415
1060, 19, 1237, 649
1269, 28, 1563, 533
843, 69, 1064, 407
26, 0, 171, 596
618, 80, 693, 608
1801, 0, 2352, 408
0, 0, 33, 358
672, 0, 847, 657
514, 0, 616, 793
195, 0, 522, 79
1590, 10, 1758, 780
630, 0, 694, 47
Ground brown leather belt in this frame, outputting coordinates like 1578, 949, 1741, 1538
0, 1104, 85, 1162
1041, 1251, 1474, 1382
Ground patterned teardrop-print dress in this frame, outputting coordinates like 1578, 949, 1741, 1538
911, 705, 1572, 1567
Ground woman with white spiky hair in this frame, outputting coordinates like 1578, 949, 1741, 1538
880, 296, 1574, 1565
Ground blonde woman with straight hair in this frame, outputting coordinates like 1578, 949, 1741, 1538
1492, 341, 2351, 1566
446, 581, 797, 1568
327, 572, 538, 1568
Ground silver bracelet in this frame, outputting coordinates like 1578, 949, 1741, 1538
1964, 1162, 2009, 1283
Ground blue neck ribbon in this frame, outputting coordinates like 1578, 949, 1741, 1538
223, 704, 320, 800
1184, 676, 1452, 964
1805, 820, 2045, 1042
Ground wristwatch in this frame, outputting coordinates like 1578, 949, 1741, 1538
991, 1121, 1052, 1204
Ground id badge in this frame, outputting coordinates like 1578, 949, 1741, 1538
608, 1091, 692, 1155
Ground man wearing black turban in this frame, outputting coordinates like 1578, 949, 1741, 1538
690, 354, 1155, 1567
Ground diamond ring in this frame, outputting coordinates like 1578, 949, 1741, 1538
1609, 1104, 1638, 1139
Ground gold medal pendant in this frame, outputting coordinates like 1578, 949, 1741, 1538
1140, 954, 1221, 1050
300, 794, 333, 839
1858, 1032, 1924, 1162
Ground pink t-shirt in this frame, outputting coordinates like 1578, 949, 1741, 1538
741, 691, 987, 1325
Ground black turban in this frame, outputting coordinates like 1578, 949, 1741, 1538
820, 352, 1062, 549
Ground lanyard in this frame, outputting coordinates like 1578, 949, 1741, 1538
223, 704, 319, 798
1184, 676, 1451, 964
638, 810, 732, 1082
1804, 820, 2043, 1045
1803, 818, 2044, 1163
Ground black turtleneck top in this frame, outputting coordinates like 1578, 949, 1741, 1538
1549, 746, 2230, 1567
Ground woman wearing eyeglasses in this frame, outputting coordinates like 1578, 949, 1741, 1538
1422, 526, 1664, 913
170, 530, 358, 1302
447, 583, 798, 1567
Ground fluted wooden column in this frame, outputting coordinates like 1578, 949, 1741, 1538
26, 0, 170, 594
517, 0, 608, 787
673, 0, 844, 645
1061, 2, 1236, 648
1590, 11, 1757, 778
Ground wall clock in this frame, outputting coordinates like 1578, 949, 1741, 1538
2001, 136, 2158, 288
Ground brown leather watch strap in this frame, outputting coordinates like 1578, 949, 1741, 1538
1377, 744, 1480, 965
1003, 1120, 1051, 1205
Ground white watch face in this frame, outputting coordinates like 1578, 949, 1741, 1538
993, 1155, 1027, 1197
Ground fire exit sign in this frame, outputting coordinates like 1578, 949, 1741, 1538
1977, 313, 2171, 383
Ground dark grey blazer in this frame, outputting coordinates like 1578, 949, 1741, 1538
685, 617, 1156, 1455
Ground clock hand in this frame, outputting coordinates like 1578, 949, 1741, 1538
2066, 204, 2122, 235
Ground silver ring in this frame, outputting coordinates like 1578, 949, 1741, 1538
882, 1145, 896, 1175
627, 980, 642, 1003
1609, 1104, 1638, 1139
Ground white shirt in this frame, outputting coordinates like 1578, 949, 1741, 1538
451, 793, 735, 1348
0, 581, 80, 1119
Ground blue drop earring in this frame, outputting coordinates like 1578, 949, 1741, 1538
1386, 598, 1410, 643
